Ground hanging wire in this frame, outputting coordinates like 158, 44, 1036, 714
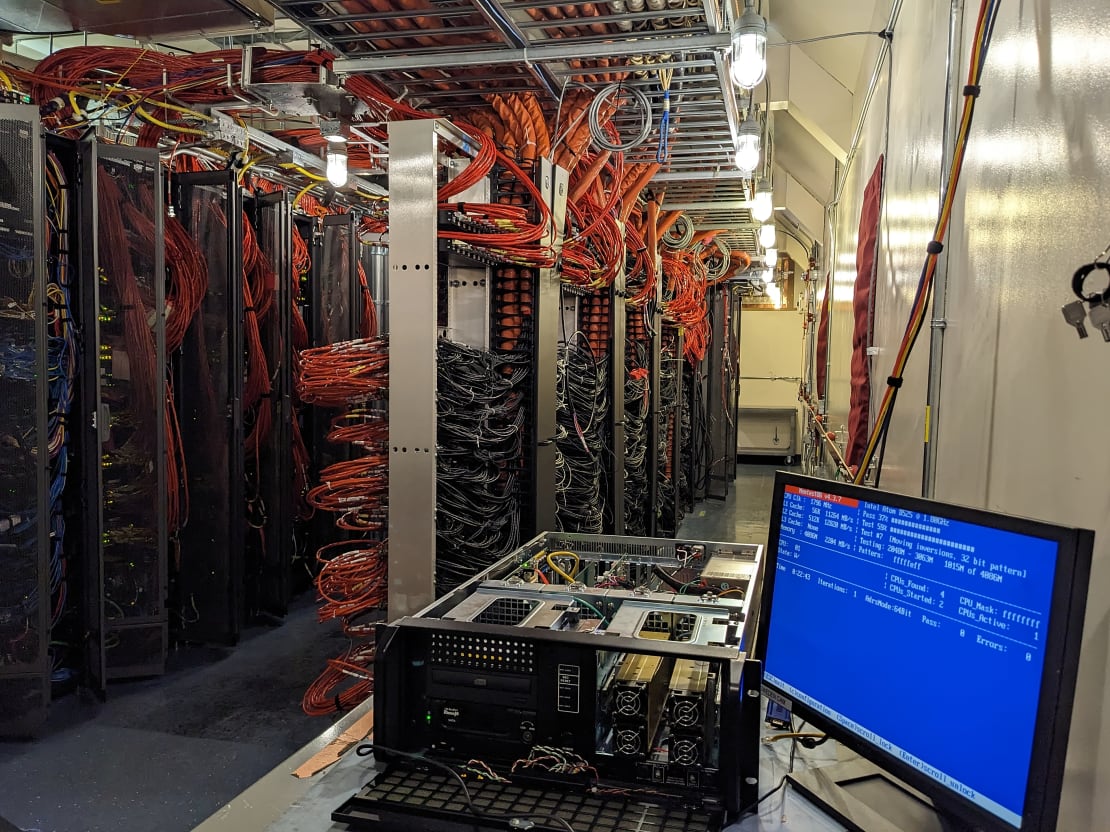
656, 67, 673, 163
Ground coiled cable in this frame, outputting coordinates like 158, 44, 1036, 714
588, 83, 653, 152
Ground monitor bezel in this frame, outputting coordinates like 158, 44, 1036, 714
755, 471, 1092, 832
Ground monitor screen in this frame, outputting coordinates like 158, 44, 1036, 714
759, 473, 1090, 830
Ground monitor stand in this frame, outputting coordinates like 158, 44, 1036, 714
787, 760, 973, 832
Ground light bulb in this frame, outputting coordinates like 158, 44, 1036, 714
763, 247, 777, 268
752, 178, 773, 222
759, 223, 776, 249
325, 140, 348, 188
730, 5, 768, 89
734, 117, 761, 173
766, 282, 782, 308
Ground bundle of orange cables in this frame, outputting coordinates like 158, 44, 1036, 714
296, 337, 388, 406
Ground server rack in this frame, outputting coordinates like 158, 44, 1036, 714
305, 212, 361, 558
0, 104, 50, 734
171, 171, 245, 643
314, 213, 361, 345
80, 143, 168, 679
250, 192, 295, 616
608, 270, 627, 535
705, 284, 741, 500
657, 327, 684, 538
646, 294, 664, 537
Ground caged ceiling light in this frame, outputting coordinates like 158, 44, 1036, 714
326, 140, 348, 188
763, 247, 778, 268
751, 177, 773, 222
730, 0, 768, 89
734, 117, 761, 174
759, 223, 777, 249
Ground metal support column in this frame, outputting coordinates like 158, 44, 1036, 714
532, 159, 567, 535
364, 243, 389, 336
387, 120, 439, 619
922, 0, 966, 498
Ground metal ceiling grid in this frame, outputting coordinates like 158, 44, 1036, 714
272, 0, 755, 252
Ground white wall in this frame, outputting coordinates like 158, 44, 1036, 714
821, 0, 1110, 825
739, 309, 804, 411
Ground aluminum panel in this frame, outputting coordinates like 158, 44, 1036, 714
387, 120, 439, 619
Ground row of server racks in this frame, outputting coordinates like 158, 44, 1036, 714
387, 120, 744, 619
0, 104, 379, 734
0, 106, 742, 733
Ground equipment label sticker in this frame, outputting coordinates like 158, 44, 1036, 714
766, 688, 792, 711
557, 664, 580, 714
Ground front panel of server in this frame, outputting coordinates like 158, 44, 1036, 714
376, 624, 742, 809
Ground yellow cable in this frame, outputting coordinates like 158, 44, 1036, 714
107, 48, 150, 94
0, 69, 13, 91
281, 163, 328, 183
763, 732, 826, 744
136, 106, 208, 136
546, 550, 580, 583
294, 181, 317, 210
236, 155, 262, 185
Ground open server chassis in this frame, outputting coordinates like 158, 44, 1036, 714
336, 531, 765, 832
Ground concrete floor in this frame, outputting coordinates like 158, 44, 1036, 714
677, 460, 782, 549
0, 596, 350, 832
0, 463, 783, 832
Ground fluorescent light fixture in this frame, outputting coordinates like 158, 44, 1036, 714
734, 117, 761, 173
326, 140, 348, 188
730, 1, 768, 89
759, 223, 776, 248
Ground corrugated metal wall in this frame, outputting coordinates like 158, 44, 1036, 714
822, 0, 1110, 826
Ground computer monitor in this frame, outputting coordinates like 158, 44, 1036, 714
756, 472, 1093, 832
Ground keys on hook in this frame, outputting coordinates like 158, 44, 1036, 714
1061, 300, 1089, 339
1088, 302, 1110, 342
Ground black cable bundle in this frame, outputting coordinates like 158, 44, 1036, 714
683, 364, 713, 501
656, 339, 679, 535
623, 343, 650, 536
555, 337, 609, 534
435, 339, 527, 594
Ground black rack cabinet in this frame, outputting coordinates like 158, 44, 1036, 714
80, 143, 168, 679
0, 104, 50, 735
171, 171, 244, 643
251, 192, 294, 616
705, 285, 741, 500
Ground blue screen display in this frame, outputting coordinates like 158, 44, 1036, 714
763, 484, 1058, 828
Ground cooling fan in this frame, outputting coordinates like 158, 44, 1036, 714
670, 696, 701, 730
615, 727, 643, 757
614, 688, 644, 718
671, 737, 702, 767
